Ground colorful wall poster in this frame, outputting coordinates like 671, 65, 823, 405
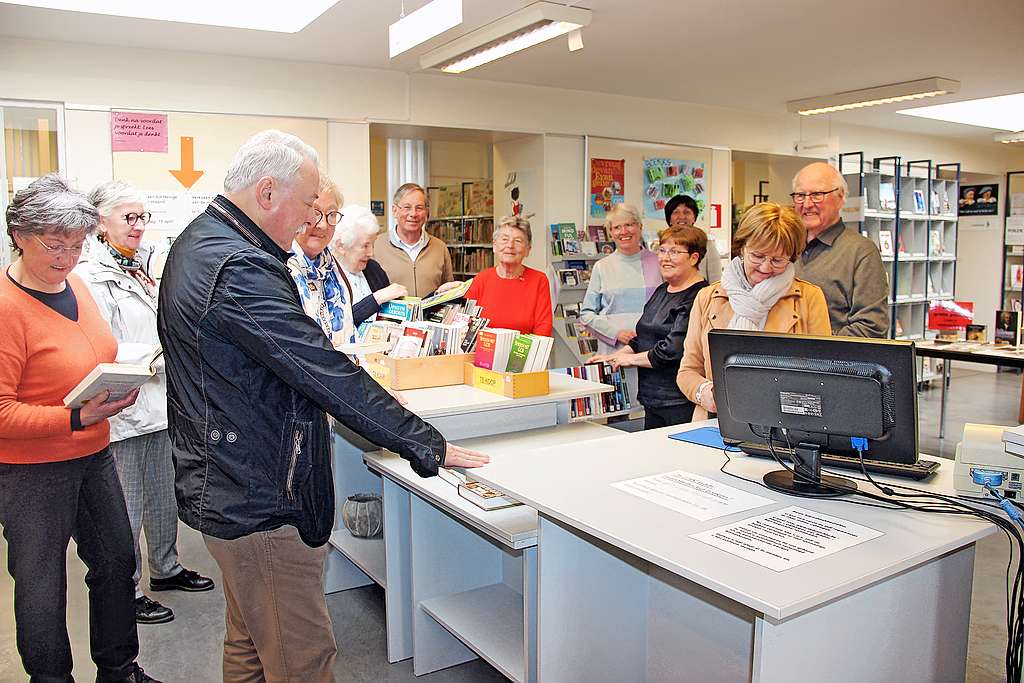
111, 111, 168, 153
642, 158, 706, 219
589, 158, 625, 218
958, 183, 999, 217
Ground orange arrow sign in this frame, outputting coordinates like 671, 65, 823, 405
169, 136, 204, 189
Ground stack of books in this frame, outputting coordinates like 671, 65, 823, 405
359, 288, 491, 358
473, 328, 554, 373
555, 363, 632, 418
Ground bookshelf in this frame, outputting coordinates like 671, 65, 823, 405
550, 222, 614, 365
426, 180, 495, 278
840, 152, 960, 384
1001, 171, 1024, 314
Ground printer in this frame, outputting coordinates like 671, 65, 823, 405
954, 423, 1024, 498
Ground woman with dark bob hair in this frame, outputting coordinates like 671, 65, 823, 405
664, 193, 722, 284
0, 175, 160, 682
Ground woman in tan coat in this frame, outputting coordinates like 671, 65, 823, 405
677, 202, 831, 419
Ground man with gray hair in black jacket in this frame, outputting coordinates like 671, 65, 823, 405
158, 129, 487, 682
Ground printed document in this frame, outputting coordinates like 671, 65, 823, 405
610, 471, 773, 521
690, 506, 884, 572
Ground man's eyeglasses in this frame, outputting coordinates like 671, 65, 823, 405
744, 250, 790, 269
396, 204, 427, 214
656, 247, 690, 259
32, 234, 84, 257
122, 212, 152, 226
313, 210, 343, 227
789, 188, 839, 204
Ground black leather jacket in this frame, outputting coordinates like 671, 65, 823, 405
157, 196, 447, 546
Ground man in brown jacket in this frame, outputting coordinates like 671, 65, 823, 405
374, 182, 454, 297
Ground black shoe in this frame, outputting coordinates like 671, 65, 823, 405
149, 567, 215, 593
134, 595, 174, 624
97, 663, 163, 682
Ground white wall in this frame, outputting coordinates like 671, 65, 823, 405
327, 121, 371, 207
957, 174, 1005, 358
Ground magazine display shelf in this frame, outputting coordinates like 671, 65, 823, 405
325, 373, 613, 681
1001, 171, 1024, 314
840, 152, 960, 384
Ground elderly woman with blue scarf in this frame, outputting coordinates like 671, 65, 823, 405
287, 176, 354, 349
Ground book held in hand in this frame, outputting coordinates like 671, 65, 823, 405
63, 345, 162, 408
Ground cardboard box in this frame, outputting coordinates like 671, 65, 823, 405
463, 363, 550, 398
363, 353, 474, 390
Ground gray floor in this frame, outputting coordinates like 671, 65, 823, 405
0, 367, 1019, 682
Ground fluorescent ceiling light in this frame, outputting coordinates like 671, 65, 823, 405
787, 78, 960, 116
389, 0, 462, 59
420, 1, 591, 74
995, 131, 1024, 144
0, 0, 340, 32
898, 93, 1024, 132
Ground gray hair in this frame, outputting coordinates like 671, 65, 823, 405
495, 215, 532, 245
6, 174, 98, 255
792, 162, 849, 198
603, 202, 642, 229
88, 180, 145, 218
223, 129, 319, 193
334, 204, 381, 249
392, 182, 428, 207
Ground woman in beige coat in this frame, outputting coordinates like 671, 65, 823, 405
677, 202, 832, 419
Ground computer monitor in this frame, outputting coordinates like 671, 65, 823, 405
708, 330, 919, 497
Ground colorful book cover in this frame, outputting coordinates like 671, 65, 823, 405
474, 330, 498, 369
557, 223, 578, 240
505, 335, 533, 373
590, 158, 625, 218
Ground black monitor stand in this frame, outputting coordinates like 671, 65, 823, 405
763, 442, 858, 498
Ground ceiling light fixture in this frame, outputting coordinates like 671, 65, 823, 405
995, 131, 1024, 144
787, 78, 960, 116
389, 0, 463, 59
898, 93, 1024, 132
0, 0, 340, 32
419, 1, 591, 74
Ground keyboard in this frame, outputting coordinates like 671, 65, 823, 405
740, 443, 940, 481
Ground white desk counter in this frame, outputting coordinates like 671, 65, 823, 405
473, 422, 996, 683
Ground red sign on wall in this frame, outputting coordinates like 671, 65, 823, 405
928, 300, 974, 331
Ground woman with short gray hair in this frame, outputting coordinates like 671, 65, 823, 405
332, 204, 407, 325
75, 180, 214, 627
0, 174, 160, 682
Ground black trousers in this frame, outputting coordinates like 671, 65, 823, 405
0, 449, 139, 683
643, 402, 696, 431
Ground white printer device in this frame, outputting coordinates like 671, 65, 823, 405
954, 423, 1024, 498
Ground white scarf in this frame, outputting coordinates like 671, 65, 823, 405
719, 256, 795, 331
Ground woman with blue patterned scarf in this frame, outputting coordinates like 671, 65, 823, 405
286, 176, 354, 349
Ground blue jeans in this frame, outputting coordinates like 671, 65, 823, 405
0, 449, 139, 682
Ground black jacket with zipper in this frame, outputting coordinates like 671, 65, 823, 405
157, 196, 447, 546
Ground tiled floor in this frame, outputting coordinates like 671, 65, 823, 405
0, 367, 1019, 682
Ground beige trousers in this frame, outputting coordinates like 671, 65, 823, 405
204, 525, 337, 683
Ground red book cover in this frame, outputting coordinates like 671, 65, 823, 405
474, 330, 498, 369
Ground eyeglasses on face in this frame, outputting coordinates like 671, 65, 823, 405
744, 249, 790, 269
313, 210, 343, 227
396, 204, 427, 214
789, 188, 838, 204
32, 234, 85, 257
656, 247, 690, 259
495, 234, 527, 247
609, 221, 638, 233
122, 212, 152, 226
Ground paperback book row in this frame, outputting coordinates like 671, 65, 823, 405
473, 328, 554, 374
426, 217, 494, 244
555, 302, 599, 355
555, 364, 632, 419
452, 248, 494, 274
361, 299, 490, 358
551, 222, 615, 258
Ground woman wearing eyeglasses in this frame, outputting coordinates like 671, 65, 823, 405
664, 194, 722, 284
75, 180, 215, 627
287, 176, 356, 349
677, 202, 831, 420
590, 226, 708, 429
464, 215, 552, 336
1, 175, 161, 682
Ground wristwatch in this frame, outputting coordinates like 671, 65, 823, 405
695, 381, 713, 406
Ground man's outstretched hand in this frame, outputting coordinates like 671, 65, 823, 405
444, 444, 490, 468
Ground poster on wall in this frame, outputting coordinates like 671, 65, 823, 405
503, 171, 536, 220
589, 158, 625, 218
111, 111, 168, 153
144, 190, 216, 242
958, 184, 999, 216
642, 158, 706, 219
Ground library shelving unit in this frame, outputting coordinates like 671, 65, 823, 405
425, 180, 494, 278
1001, 170, 1024, 312
840, 152, 960, 383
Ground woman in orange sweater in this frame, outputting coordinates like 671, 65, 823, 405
464, 215, 553, 336
0, 176, 158, 683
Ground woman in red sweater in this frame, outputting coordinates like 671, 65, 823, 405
0, 176, 158, 683
464, 215, 553, 336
